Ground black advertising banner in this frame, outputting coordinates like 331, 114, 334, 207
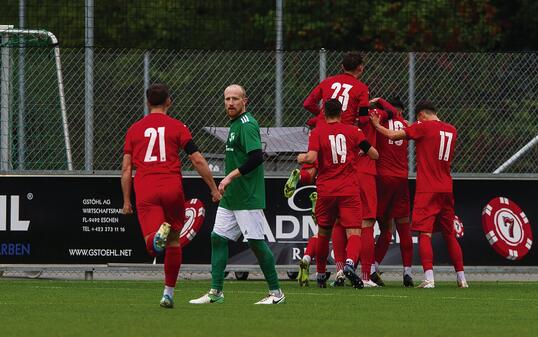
0, 176, 537, 266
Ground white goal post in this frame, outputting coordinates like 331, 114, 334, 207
0, 25, 73, 171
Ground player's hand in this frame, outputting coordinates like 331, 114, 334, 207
370, 111, 381, 126
122, 201, 133, 215
218, 176, 232, 194
297, 153, 306, 164
211, 189, 222, 202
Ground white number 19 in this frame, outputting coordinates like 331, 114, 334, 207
329, 134, 347, 164
144, 127, 166, 162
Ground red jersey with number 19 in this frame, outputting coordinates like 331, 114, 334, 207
308, 122, 367, 196
376, 114, 408, 178
123, 113, 193, 180
405, 120, 457, 193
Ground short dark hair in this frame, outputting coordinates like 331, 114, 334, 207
324, 99, 342, 118
389, 97, 404, 111
415, 100, 436, 115
342, 52, 363, 71
146, 83, 169, 106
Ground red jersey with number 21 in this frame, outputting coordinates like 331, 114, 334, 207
405, 120, 457, 193
124, 113, 193, 180
308, 122, 366, 196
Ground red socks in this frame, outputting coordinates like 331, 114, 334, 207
374, 228, 392, 265
361, 226, 374, 280
304, 236, 317, 259
443, 232, 464, 272
300, 169, 313, 185
164, 245, 182, 287
418, 234, 433, 272
397, 222, 413, 268
315, 234, 330, 273
346, 234, 362, 266
331, 225, 347, 272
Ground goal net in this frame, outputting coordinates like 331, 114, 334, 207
0, 25, 72, 171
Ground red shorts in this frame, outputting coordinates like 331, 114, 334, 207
376, 175, 410, 219
358, 173, 377, 219
315, 195, 362, 229
411, 192, 454, 234
134, 175, 185, 238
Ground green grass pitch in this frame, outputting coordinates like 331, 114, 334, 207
1, 279, 538, 337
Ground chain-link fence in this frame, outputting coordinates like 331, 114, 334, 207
1, 46, 537, 175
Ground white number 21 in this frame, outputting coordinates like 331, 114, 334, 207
144, 127, 166, 162
438, 131, 453, 161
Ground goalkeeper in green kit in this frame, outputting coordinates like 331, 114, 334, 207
190, 84, 285, 305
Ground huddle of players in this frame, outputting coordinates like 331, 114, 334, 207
287, 52, 468, 289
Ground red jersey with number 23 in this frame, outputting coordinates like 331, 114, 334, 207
303, 73, 369, 126
405, 120, 457, 193
123, 113, 193, 181
308, 122, 367, 196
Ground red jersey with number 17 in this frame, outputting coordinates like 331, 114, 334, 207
405, 120, 457, 193
308, 122, 367, 196
123, 113, 192, 180
303, 73, 369, 126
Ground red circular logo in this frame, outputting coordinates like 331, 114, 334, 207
179, 199, 206, 247
482, 197, 532, 260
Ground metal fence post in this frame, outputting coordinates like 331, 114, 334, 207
319, 48, 326, 81
18, 0, 26, 169
0, 26, 14, 171
275, 0, 283, 127
85, 0, 94, 171
143, 51, 150, 116
407, 52, 416, 175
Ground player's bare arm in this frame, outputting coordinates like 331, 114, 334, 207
297, 150, 318, 164
370, 113, 406, 141
120, 154, 133, 215
189, 151, 222, 202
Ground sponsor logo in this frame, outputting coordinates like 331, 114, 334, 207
0, 195, 31, 231
482, 197, 533, 260
0, 243, 31, 256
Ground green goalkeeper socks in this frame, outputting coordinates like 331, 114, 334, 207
210, 232, 229, 291
248, 239, 280, 291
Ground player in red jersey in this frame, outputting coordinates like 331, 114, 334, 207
298, 99, 378, 288
371, 101, 468, 288
287, 53, 370, 286
370, 97, 414, 287
355, 101, 379, 287
121, 83, 222, 308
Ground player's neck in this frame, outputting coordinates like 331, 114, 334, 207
149, 108, 167, 115
326, 117, 340, 123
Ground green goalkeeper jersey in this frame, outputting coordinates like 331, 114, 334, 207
220, 112, 265, 210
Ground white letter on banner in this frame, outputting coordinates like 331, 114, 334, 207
276, 215, 299, 239
303, 215, 317, 239
11, 196, 30, 231
0, 196, 6, 231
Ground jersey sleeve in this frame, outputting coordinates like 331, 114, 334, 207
358, 83, 370, 108
308, 128, 320, 152
123, 128, 133, 155
178, 123, 193, 149
356, 127, 367, 144
241, 122, 262, 153
405, 122, 426, 140
303, 84, 323, 115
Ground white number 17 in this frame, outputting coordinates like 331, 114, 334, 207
438, 131, 453, 161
